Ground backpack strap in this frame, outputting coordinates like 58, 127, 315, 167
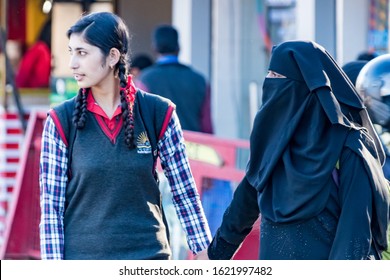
135, 90, 176, 244
135, 90, 175, 178
48, 97, 77, 178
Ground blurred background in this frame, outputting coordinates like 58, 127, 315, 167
0, 0, 388, 259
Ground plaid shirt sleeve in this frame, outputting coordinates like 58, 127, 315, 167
39, 115, 68, 259
158, 111, 212, 255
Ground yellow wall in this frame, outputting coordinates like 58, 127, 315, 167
26, 0, 49, 47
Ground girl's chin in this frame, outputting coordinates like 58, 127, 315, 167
76, 81, 91, 88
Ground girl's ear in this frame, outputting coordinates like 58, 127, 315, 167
108, 47, 121, 68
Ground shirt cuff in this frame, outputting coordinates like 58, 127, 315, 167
207, 229, 240, 260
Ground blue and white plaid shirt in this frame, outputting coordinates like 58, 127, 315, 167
39, 110, 211, 259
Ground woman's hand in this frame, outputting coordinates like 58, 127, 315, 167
194, 249, 209, 260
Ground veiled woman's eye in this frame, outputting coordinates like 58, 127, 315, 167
266, 71, 286, 78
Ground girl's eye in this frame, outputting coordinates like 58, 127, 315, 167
266, 71, 286, 78
68, 50, 87, 56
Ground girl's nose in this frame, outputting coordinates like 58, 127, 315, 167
69, 56, 78, 69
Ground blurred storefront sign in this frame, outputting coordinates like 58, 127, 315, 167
368, 0, 389, 54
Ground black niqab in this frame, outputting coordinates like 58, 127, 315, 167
246, 41, 387, 226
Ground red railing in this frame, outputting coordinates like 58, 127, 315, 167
0, 111, 45, 259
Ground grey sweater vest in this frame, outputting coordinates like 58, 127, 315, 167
52, 90, 174, 259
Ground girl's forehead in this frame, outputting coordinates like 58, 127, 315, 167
68, 33, 91, 49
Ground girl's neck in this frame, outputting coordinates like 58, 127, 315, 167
91, 78, 121, 119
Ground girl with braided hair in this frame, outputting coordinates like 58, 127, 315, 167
39, 12, 211, 260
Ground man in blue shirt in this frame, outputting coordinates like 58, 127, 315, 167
138, 25, 213, 134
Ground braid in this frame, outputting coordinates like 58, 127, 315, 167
72, 88, 89, 129
118, 61, 135, 149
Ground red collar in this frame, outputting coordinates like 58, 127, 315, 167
85, 92, 123, 144
86, 92, 122, 120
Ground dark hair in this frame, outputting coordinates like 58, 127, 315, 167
357, 51, 378, 61
131, 54, 153, 70
67, 12, 135, 149
153, 25, 179, 54
39, 18, 52, 49
342, 60, 368, 86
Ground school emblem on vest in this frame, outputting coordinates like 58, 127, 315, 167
136, 132, 152, 154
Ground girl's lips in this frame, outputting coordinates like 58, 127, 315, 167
73, 74, 84, 81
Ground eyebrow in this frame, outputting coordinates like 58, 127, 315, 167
68, 46, 87, 51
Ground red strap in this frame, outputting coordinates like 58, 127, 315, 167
158, 104, 175, 140
49, 109, 68, 147
153, 104, 175, 175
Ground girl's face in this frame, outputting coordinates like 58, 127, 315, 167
68, 33, 111, 89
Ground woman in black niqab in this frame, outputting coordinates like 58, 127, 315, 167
207, 40, 390, 260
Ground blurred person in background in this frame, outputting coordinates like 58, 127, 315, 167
138, 25, 213, 134
342, 58, 390, 179
16, 18, 52, 88
356, 50, 379, 61
347, 55, 390, 260
129, 53, 153, 86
